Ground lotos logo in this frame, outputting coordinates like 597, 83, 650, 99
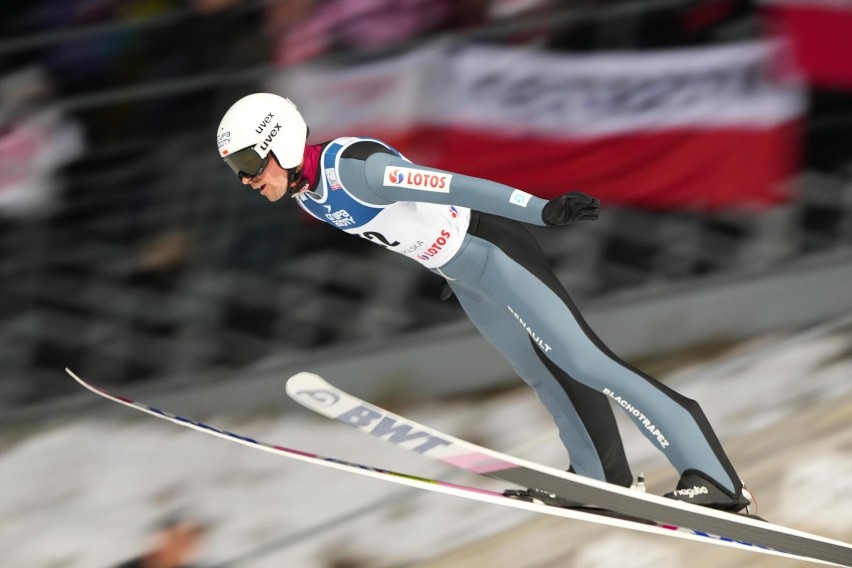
417, 229, 452, 261
384, 166, 452, 193
449, 205, 459, 218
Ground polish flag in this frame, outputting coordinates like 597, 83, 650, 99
424, 42, 805, 211
275, 41, 805, 211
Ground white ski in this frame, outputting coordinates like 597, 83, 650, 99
286, 371, 852, 567
67, 368, 844, 564
69, 367, 830, 561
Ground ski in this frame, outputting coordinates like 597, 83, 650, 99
286, 371, 852, 567
67, 368, 845, 565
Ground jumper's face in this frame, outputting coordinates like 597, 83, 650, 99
241, 154, 290, 202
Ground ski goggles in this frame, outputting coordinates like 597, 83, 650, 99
223, 146, 269, 179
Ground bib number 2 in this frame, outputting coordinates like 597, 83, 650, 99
358, 231, 400, 248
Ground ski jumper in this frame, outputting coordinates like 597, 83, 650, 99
295, 137, 743, 496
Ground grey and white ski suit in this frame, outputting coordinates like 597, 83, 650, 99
294, 136, 742, 496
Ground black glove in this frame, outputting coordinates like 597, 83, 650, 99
541, 192, 600, 226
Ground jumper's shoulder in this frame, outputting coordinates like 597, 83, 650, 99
331, 139, 403, 205
337, 138, 405, 186
339, 138, 399, 161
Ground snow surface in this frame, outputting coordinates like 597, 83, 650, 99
3, 331, 852, 568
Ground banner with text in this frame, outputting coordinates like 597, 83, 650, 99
270, 41, 805, 211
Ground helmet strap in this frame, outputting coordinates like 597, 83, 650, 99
286, 166, 309, 196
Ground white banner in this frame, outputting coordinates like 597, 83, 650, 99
437, 41, 805, 138
269, 40, 804, 140
264, 41, 805, 210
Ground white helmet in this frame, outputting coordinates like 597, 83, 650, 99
217, 93, 308, 178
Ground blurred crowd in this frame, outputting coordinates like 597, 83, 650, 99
0, 0, 793, 272
1, 0, 848, 220
0, 0, 768, 220
0, 0, 850, 404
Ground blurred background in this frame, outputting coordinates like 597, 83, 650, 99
1, 1, 851, 567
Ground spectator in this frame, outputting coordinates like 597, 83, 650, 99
267, 0, 453, 68
30, 0, 148, 96
112, 517, 207, 568
0, 66, 84, 219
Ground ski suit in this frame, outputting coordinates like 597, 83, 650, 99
294, 136, 743, 496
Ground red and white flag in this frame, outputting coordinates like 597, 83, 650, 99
272, 41, 805, 211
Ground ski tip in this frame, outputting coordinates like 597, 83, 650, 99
286, 372, 345, 411
65, 367, 102, 396
65, 368, 95, 391
285, 371, 327, 392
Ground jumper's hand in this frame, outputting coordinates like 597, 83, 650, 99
541, 192, 600, 226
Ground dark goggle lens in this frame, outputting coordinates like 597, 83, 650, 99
223, 147, 268, 179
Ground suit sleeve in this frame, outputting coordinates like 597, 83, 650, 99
356, 152, 549, 227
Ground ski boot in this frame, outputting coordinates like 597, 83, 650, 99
664, 470, 757, 516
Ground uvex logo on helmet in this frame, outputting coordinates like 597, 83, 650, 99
255, 113, 274, 133
259, 123, 283, 152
